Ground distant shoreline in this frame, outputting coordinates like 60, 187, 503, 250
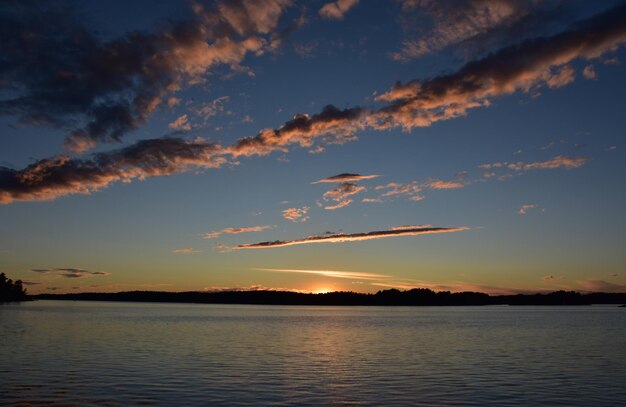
29, 289, 626, 307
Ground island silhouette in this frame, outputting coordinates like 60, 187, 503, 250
31, 288, 626, 306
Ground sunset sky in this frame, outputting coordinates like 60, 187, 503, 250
1, 0, 625, 295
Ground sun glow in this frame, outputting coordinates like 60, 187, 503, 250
312, 287, 333, 294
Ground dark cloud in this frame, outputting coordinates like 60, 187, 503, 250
312, 173, 380, 184
235, 225, 468, 249
0, 0, 293, 152
0, 137, 224, 203
29, 268, 109, 278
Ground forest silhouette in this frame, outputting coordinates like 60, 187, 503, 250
32, 288, 626, 306
0, 272, 27, 302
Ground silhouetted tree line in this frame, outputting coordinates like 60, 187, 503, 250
31, 288, 626, 306
0, 272, 27, 302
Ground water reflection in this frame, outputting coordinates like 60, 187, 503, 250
1, 301, 625, 405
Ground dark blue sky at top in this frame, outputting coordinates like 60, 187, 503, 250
1, 0, 625, 294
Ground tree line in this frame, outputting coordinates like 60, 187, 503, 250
32, 288, 626, 306
0, 272, 27, 302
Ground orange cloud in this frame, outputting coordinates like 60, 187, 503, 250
172, 248, 201, 254
426, 180, 465, 189
319, 0, 360, 20
282, 206, 309, 222
168, 114, 191, 131
322, 182, 365, 210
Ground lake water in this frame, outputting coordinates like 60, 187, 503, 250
1, 301, 625, 406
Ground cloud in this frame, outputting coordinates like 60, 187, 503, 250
202, 225, 274, 239
322, 182, 365, 210
253, 267, 389, 280
518, 204, 538, 215
228, 105, 365, 158
293, 41, 319, 58
282, 206, 309, 222
426, 180, 465, 190
0, 137, 225, 204
168, 114, 191, 131
1, 5, 623, 204
392, 224, 432, 230
30, 268, 109, 278
193, 96, 230, 122
608, 273, 618, 278
376, 5, 626, 129
172, 248, 200, 254
0, 0, 293, 151
480, 155, 588, 173
319, 0, 360, 20
235, 225, 468, 249
362, 197, 383, 203
312, 173, 380, 184
393, 0, 535, 60
577, 280, 626, 292
375, 182, 423, 201
583, 64, 597, 80
543, 274, 564, 281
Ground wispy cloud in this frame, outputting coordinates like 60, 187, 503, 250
235, 225, 468, 249
31, 268, 110, 278
321, 182, 365, 210
375, 182, 423, 201
480, 155, 588, 173
319, 0, 360, 20
518, 204, 539, 215
253, 268, 390, 280
203, 225, 274, 239
282, 206, 309, 222
425, 180, 465, 190
172, 248, 201, 254
168, 114, 191, 131
576, 280, 626, 292
193, 96, 230, 122
543, 274, 564, 281
394, 0, 535, 60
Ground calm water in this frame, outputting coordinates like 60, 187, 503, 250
1, 301, 625, 406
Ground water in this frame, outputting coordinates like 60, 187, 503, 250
1, 301, 625, 406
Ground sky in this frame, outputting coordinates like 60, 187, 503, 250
1, 0, 625, 295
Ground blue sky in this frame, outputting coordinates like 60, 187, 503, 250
1, 0, 625, 294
